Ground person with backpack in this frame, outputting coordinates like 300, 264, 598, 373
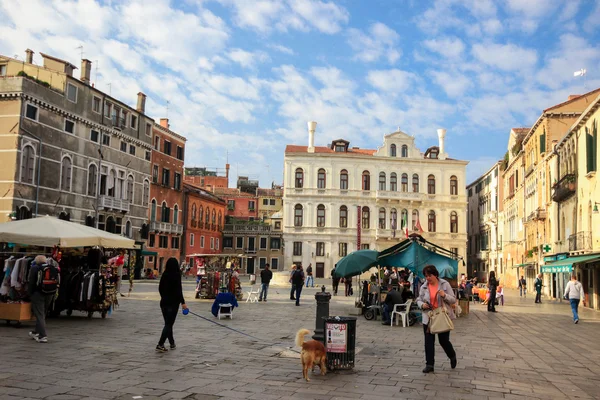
28, 255, 60, 343
292, 264, 305, 306
564, 274, 586, 324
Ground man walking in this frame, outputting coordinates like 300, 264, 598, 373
28, 255, 59, 343
305, 263, 314, 287
564, 274, 586, 323
518, 275, 527, 297
289, 265, 297, 300
259, 263, 273, 302
534, 273, 543, 303
332, 265, 340, 296
292, 264, 305, 306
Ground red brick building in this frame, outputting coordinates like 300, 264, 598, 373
212, 187, 259, 221
146, 118, 186, 273
183, 165, 229, 191
183, 183, 226, 271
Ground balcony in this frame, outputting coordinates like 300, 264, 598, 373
376, 190, 424, 202
223, 224, 273, 234
99, 195, 130, 213
150, 221, 183, 235
551, 173, 577, 203
525, 162, 536, 177
111, 115, 126, 129
476, 251, 489, 260
483, 210, 497, 223
568, 231, 592, 252
535, 209, 547, 220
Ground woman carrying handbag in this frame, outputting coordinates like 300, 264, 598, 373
417, 264, 457, 373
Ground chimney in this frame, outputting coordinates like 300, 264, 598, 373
437, 128, 447, 160
25, 49, 34, 64
160, 118, 169, 129
137, 92, 147, 114
80, 59, 92, 84
225, 163, 230, 181
307, 121, 317, 153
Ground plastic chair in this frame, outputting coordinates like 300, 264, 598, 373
246, 286, 260, 303
218, 303, 233, 319
391, 299, 413, 327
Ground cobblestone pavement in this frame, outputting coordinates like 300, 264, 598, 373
1, 281, 600, 400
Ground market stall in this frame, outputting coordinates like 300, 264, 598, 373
0, 217, 135, 323
188, 253, 244, 300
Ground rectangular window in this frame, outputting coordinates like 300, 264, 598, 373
216, 238, 219, 250
270, 237, 281, 249
223, 237, 233, 248
149, 234, 155, 247
274, 221, 281, 230
152, 165, 159, 183
174, 173, 181, 190
146, 123, 152, 136
120, 141, 127, 152
248, 201, 255, 210
0, 64, 6, 76
293, 241, 302, 256
316, 242, 325, 257
102, 134, 110, 146
64, 119, 75, 134
129, 145, 136, 156
259, 257, 267, 269
25, 104, 38, 120
339, 242, 348, 257
210, 237, 215, 249
361, 244, 370, 250
190, 233, 195, 247
162, 168, 170, 186
154, 136, 160, 150
105, 102, 112, 118
176, 146, 183, 160
227, 200, 235, 210
200, 236, 205, 248
145, 151, 151, 161
92, 96, 101, 113
66, 83, 78, 103
450, 247, 458, 256
90, 129, 99, 143
131, 115, 138, 129
263, 199, 269, 205
171, 236, 179, 249
271, 258, 279, 270
260, 237, 267, 250
236, 237, 243, 249
163, 140, 171, 155
270, 199, 276, 205
159, 235, 169, 248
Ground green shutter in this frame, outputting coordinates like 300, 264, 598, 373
593, 120, 598, 172
540, 132, 546, 154
586, 126, 593, 173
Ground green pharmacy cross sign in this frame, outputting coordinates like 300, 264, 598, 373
542, 244, 552, 253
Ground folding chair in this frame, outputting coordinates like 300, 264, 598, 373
391, 299, 413, 327
218, 303, 233, 319
246, 286, 260, 303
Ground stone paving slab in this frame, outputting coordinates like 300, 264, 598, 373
1, 285, 600, 399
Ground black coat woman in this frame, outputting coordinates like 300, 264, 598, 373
487, 271, 498, 312
156, 258, 188, 352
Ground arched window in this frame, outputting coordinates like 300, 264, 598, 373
401, 145, 408, 157
390, 208, 397, 230
401, 209, 408, 230
60, 156, 72, 191
87, 164, 97, 196
127, 175, 134, 203
362, 206, 370, 229
199, 206, 203, 223
85, 216, 95, 227
379, 207, 386, 229
205, 207, 210, 227
390, 173, 397, 191
161, 202, 170, 223
450, 175, 458, 195
108, 169, 116, 197
191, 204, 197, 220
173, 205, 179, 225
317, 204, 325, 227
401, 173, 408, 192
295, 168, 304, 188
428, 210, 436, 232
340, 169, 349, 190
362, 171, 370, 191
379, 172, 386, 191
106, 216, 116, 233
339, 205, 348, 228
390, 144, 396, 157
412, 209, 419, 231
142, 180, 150, 206
21, 145, 35, 184
294, 204, 303, 227
450, 211, 458, 233
412, 174, 419, 192
125, 221, 131, 238
218, 211, 222, 228
427, 174, 436, 194
151, 199, 157, 221
212, 209, 216, 225
317, 168, 326, 189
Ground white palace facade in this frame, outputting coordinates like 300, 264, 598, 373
282, 122, 468, 278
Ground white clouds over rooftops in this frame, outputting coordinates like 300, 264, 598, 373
347, 22, 401, 64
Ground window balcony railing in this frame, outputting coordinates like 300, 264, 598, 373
568, 231, 592, 252
111, 115, 126, 129
551, 173, 576, 203
99, 195, 130, 213
150, 221, 183, 235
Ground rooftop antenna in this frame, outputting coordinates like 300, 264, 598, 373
94, 60, 99, 84
76, 45, 84, 60
574, 68, 587, 90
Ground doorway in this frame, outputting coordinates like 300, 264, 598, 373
247, 258, 255, 274
316, 263, 325, 278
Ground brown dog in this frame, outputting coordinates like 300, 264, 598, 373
295, 328, 327, 382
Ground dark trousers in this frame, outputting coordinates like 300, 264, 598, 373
290, 284, 296, 300
423, 324, 456, 367
159, 305, 178, 346
332, 281, 339, 295
382, 304, 391, 323
535, 291, 542, 303
295, 285, 303, 305
31, 292, 53, 338
487, 290, 497, 311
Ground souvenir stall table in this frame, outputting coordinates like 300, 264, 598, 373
0, 216, 135, 323
189, 254, 244, 300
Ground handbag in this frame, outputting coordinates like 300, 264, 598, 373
428, 292, 454, 334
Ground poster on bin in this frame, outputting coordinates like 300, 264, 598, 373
326, 322, 347, 353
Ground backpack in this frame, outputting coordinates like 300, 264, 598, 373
37, 264, 60, 294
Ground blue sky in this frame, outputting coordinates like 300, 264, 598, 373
2, 0, 600, 186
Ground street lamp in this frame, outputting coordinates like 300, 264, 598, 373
593, 202, 600, 214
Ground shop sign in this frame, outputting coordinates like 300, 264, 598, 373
326, 322, 347, 353
541, 265, 572, 273
543, 254, 568, 263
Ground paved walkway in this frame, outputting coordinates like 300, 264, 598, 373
1, 284, 599, 400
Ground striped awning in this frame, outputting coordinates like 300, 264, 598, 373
541, 254, 600, 273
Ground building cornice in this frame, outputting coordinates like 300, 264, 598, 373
154, 123, 187, 142
284, 152, 469, 165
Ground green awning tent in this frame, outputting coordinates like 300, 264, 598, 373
377, 239, 459, 279
511, 263, 535, 269
333, 250, 379, 278
141, 249, 158, 257
541, 254, 600, 273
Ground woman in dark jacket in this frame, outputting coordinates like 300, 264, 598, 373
487, 271, 498, 312
156, 258, 187, 352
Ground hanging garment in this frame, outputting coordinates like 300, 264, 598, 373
0, 258, 15, 296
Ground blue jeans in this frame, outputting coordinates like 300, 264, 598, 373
570, 298, 580, 321
306, 276, 314, 287
295, 285, 303, 305
382, 304, 391, 323
519, 287, 525, 296
259, 283, 269, 300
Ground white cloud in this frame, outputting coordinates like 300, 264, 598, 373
366, 69, 414, 93
347, 22, 401, 64
288, 0, 350, 34
472, 43, 538, 71
429, 70, 471, 98
423, 37, 465, 59
227, 48, 270, 68
268, 44, 295, 55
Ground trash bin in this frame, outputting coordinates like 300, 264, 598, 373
324, 316, 357, 370
249, 274, 256, 285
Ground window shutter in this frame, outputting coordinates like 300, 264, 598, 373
593, 120, 598, 172
539, 132, 546, 154
586, 127, 593, 173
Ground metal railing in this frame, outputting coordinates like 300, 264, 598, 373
551, 173, 576, 203
150, 221, 183, 235
568, 231, 592, 252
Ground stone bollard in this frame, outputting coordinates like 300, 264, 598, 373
313, 285, 331, 343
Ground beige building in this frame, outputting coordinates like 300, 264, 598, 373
257, 187, 283, 222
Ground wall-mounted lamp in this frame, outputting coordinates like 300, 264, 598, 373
594, 202, 600, 214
